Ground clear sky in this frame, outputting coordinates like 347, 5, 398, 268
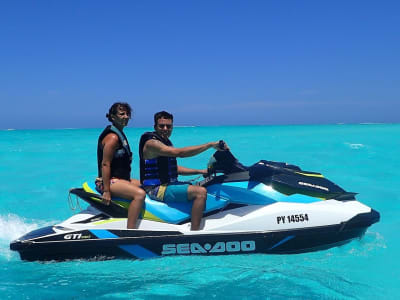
1, 0, 399, 129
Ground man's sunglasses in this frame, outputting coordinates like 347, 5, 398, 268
157, 124, 172, 129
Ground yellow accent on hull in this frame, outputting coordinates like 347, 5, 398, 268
113, 201, 129, 209
82, 182, 165, 223
294, 171, 324, 178
82, 182, 102, 202
143, 210, 165, 223
93, 218, 126, 225
92, 212, 164, 224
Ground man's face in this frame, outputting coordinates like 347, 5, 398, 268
155, 117, 173, 139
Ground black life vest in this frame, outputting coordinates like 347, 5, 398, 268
97, 125, 132, 180
139, 132, 178, 186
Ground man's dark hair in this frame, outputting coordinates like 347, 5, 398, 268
106, 102, 132, 122
154, 111, 173, 125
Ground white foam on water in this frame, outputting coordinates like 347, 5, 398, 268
345, 142, 365, 149
0, 214, 54, 260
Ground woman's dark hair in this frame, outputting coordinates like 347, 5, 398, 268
154, 111, 173, 125
106, 102, 132, 122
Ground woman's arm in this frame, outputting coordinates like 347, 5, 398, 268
100, 133, 119, 205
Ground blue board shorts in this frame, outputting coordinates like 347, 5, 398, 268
146, 182, 190, 202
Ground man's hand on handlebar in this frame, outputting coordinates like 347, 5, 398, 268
212, 140, 229, 151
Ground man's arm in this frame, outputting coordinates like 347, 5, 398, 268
143, 139, 220, 159
177, 166, 207, 176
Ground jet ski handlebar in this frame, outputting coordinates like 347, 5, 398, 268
218, 140, 229, 151
207, 144, 247, 176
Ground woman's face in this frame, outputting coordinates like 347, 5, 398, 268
112, 107, 131, 128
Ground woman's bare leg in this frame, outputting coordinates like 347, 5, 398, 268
110, 180, 146, 229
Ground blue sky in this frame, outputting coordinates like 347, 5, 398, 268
1, 0, 399, 129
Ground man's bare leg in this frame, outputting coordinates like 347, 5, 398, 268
188, 185, 207, 230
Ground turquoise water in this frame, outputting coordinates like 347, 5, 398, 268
1, 124, 399, 299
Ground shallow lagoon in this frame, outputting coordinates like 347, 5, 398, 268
1, 124, 398, 299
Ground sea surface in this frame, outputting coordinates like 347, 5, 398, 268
0, 124, 398, 299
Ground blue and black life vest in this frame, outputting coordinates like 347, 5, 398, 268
97, 125, 132, 180
139, 132, 178, 186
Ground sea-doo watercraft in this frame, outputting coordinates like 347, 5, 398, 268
10, 146, 380, 261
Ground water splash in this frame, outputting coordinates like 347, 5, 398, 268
0, 214, 54, 261
345, 142, 365, 150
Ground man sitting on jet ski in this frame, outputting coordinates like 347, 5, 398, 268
139, 111, 226, 230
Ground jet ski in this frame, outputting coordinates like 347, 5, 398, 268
10, 147, 380, 261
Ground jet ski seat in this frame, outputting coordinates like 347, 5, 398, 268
81, 182, 229, 224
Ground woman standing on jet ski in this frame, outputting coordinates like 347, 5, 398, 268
96, 102, 145, 229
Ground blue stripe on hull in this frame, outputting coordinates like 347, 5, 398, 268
269, 235, 295, 250
90, 229, 118, 239
119, 245, 159, 259
89, 230, 158, 258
